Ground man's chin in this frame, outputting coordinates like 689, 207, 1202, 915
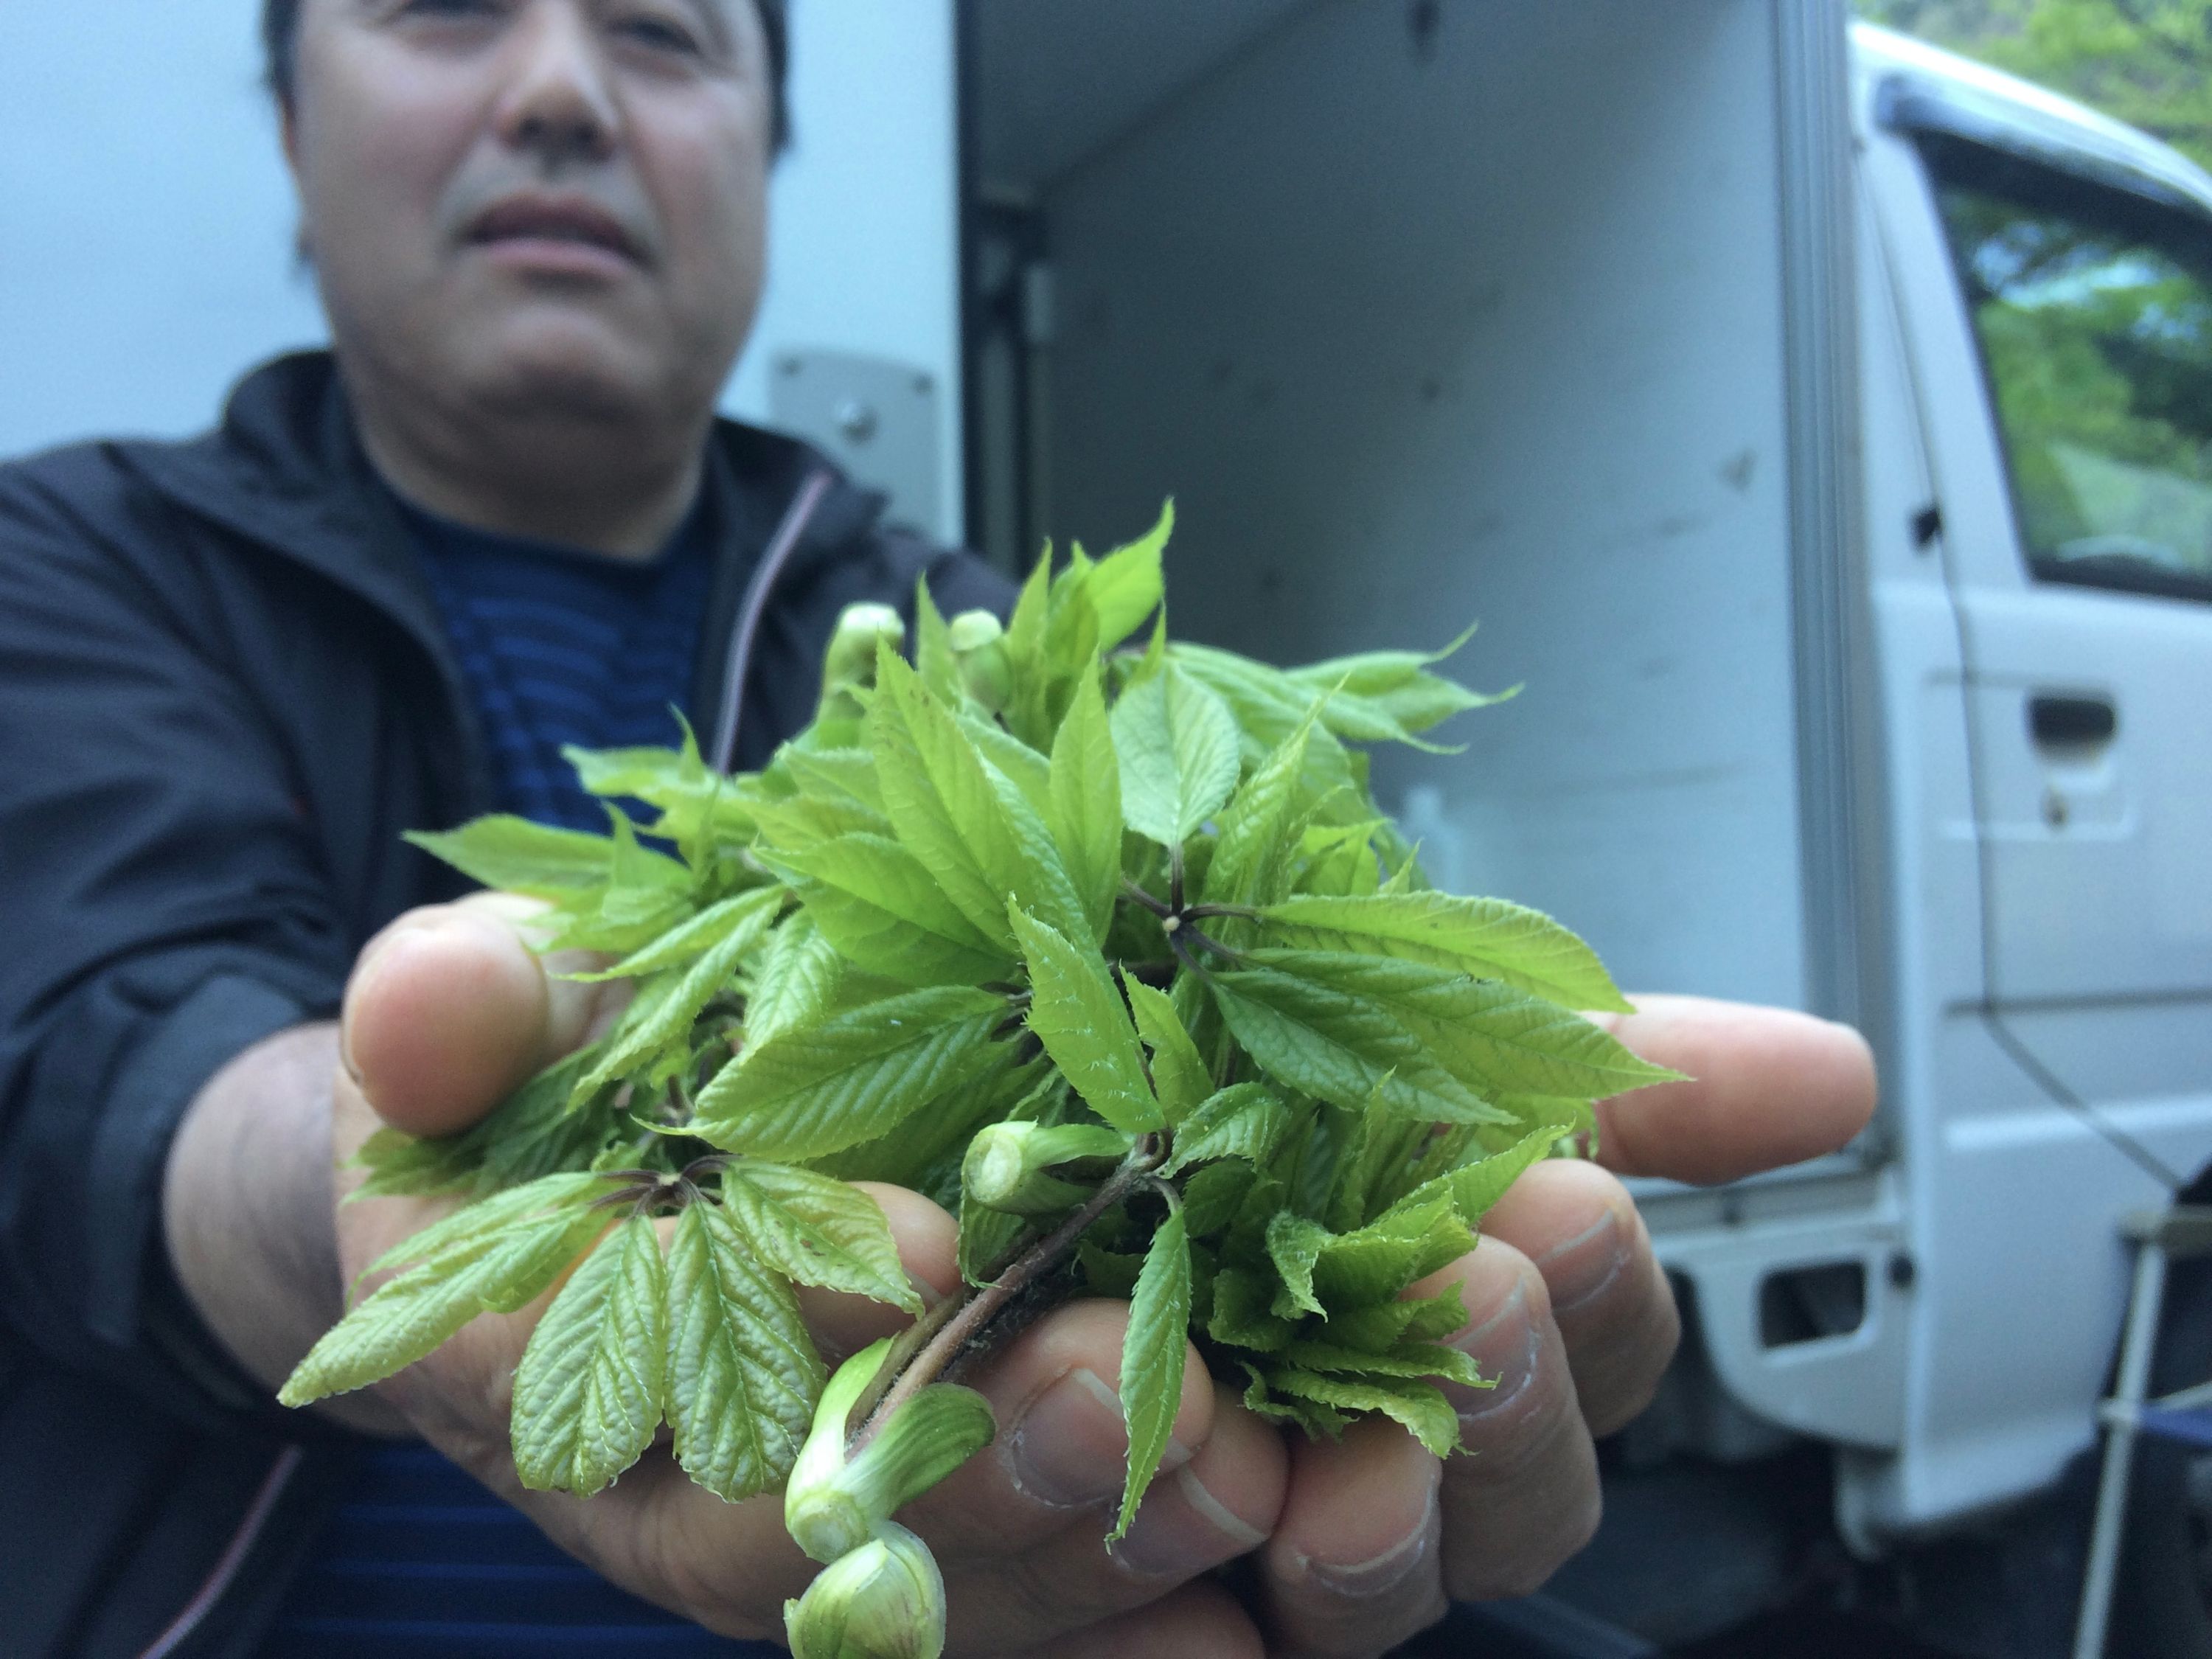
453, 336, 664, 428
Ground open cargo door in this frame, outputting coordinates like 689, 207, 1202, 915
961, 0, 1864, 1025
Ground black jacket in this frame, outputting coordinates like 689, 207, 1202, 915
0, 352, 1009, 1658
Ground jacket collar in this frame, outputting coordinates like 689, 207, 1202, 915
111, 349, 886, 779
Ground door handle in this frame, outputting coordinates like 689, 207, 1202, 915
2028, 692, 2117, 748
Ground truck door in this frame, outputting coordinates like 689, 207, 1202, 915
1909, 131, 2212, 1205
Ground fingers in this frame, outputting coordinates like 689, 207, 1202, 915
1590, 994, 1877, 1186
340, 893, 622, 1138
793, 1182, 963, 1364
1259, 1417, 1448, 1659
911, 1310, 1281, 1652
1477, 1161, 1678, 1435
1411, 1239, 1605, 1603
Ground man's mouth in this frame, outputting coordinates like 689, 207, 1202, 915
467, 195, 642, 265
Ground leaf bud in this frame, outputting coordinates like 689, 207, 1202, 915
961, 1121, 1133, 1216
788, 1346, 997, 1564
818, 603, 907, 720
947, 610, 1013, 712
785, 1522, 947, 1659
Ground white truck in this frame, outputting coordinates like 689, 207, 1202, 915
5, 2, 2210, 1653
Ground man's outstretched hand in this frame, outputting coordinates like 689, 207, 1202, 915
172, 894, 1874, 1658
1250, 995, 1875, 1658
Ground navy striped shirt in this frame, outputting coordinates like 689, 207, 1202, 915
264, 495, 776, 1656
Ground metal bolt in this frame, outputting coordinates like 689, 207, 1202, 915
834, 398, 879, 443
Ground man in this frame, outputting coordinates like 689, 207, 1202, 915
0, 1, 1877, 1654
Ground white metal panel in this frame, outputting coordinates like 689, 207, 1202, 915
1033, 0, 1808, 1007
970, 0, 1312, 192
726, 0, 964, 540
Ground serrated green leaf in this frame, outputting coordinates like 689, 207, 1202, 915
745, 914, 845, 1049
772, 834, 1015, 987
1266, 1369, 1461, 1457
571, 894, 779, 1101
1078, 1240, 1146, 1298
1204, 706, 1321, 910
570, 886, 783, 982
1265, 1191, 1474, 1323
872, 647, 1091, 947
1087, 500, 1172, 650
1051, 669, 1123, 941
1257, 893, 1630, 1013
1326, 1287, 1471, 1354
1178, 1158, 1255, 1236
1281, 1338, 1483, 1388
1109, 665, 1242, 847
781, 745, 888, 816
1326, 1079, 1413, 1233
354, 1057, 621, 1203
1405, 1124, 1561, 1229
1241, 1364, 1352, 1438
360, 1172, 611, 1280
1208, 960, 1503, 1127
404, 816, 611, 897
545, 813, 697, 953
961, 711, 1054, 817
720, 1161, 921, 1313
664, 1201, 824, 1501
1265, 1211, 1332, 1319
1208, 1265, 1298, 1353
512, 1214, 668, 1495
1295, 820, 1385, 899
1007, 905, 1162, 1135
1160, 1082, 1290, 1176
958, 1186, 1029, 1288
1112, 1206, 1192, 1543
1123, 978, 1212, 1124
563, 720, 731, 864
692, 985, 1007, 1161
914, 575, 960, 703
281, 1183, 607, 1405
1247, 949, 1675, 1102
1166, 644, 1365, 814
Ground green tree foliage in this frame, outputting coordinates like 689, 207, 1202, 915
1860, 0, 2212, 173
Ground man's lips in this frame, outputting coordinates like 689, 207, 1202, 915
467, 195, 643, 267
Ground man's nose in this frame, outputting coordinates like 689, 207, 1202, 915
494, 1, 622, 167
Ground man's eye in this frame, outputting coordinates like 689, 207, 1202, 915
613, 12, 702, 55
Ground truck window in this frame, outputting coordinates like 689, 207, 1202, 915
1924, 139, 2212, 603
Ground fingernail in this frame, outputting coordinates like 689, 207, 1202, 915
1538, 1208, 1628, 1313
1447, 1282, 1540, 1422
1305, 1465, 1441, 1598
1006, 1366, 1189, 1509
1108, 1465, 1266, 1577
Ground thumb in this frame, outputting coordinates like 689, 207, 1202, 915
341, 892, 616, 1138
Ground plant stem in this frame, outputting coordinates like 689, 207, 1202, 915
850, 1135, 1164, 1452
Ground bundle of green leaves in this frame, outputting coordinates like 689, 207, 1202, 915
280, 504, 1677, 1654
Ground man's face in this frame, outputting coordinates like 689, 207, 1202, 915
287, 0, 774, 431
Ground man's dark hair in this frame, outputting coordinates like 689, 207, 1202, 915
260, 0, 791, 150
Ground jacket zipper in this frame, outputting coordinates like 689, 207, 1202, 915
709, 467, 835, 773
135, 1444, 303, 1659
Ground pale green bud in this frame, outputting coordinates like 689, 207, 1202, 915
785, 1523, 946, 1659
947, 610, 1012, 712
787, 1347, 997, 1565
961, 1122, 1133, 1216
818, 603, 907, 720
